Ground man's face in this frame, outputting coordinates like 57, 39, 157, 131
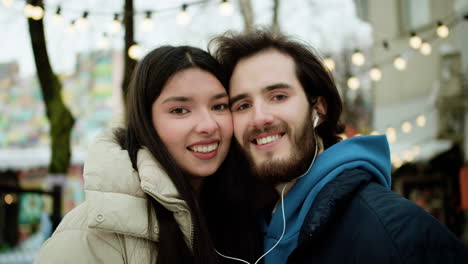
229, 49, 321, 183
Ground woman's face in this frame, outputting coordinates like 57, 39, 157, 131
152, 67, 233, 178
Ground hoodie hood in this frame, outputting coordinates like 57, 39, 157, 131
263, 135, 391, 263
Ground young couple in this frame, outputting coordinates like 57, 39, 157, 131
35, 30, 467, 263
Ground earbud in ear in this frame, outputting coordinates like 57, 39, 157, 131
313, 115, 320, 128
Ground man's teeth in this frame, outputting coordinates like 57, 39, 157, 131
191, 143, 218, 153
256, 135, 281, 145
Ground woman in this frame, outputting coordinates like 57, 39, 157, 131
35, 46, 263, 263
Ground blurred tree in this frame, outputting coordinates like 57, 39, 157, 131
271, 0, 281, 34
122, 0, 137, 105
27, 0, 74, 174
239, 0, 254, 33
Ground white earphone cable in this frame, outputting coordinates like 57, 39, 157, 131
215, 129, 319, 264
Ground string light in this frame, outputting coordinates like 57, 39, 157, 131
109, 13, 122, 34
409, 32, 422, 49
351, 50, 365, 66
420, 41, 432, 56
393, 56, 407, 71
436, 21, 449, 38
369, 66, 382, 81
31, 5, 44, 20
401, 121, 412, 133
416, 115, 426, 127
219, 0, 234, 16
128, 43, 143, 60
347, 76, 360, 90
370, 131, 380, 135
140, 11, 154, 32
97, 33, 109, 50
391, 153, 403, 169
65, 20, 76, 34
75, 11, 89, 31
323, 56, 335, 71
386, 127, 397, 144
4, 194, 14, 205
52, 6, 63, 25
23, 3, 34, 18
176, 4, 191, 26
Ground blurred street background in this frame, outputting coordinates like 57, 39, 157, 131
0, 0, 467, 263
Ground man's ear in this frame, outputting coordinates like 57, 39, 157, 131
312, 96, 327, 126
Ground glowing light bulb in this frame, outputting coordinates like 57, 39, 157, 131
23, 4, 34, 18
370, 131, 380, 135
97, 33, 109, 50
109, 14, 122, 34
369, 67, 382, 81
393, 56, 407, 71
351, 50, 365, 66
128, 43, 143, 60
436, 21, 449, 38
323, 57, 335, 71
420, 42, 432, 56
386, 127, 397, 144
65, 20, 76, 34
401, 121, 412, 133
416, 115, 426, 127
140, 11, 154, 32
177, 4, 191, 26
4, 194, 14, 205
31, 5, 44, 20
52, 7, 63, 25
75, 11, 89, 31
219, 0, 234, 16
347, 76, 360, 90
409, 32, 422, 49
403, 150, 414, 162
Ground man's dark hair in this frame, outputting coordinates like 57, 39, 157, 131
210, 29, 344, 148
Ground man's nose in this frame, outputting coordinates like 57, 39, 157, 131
251, 102, 274, 128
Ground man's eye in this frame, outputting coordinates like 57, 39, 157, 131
272, 94, 288, 101
213, 103, 229, 111
170, 108, 189, 115
234, 103, 251, 112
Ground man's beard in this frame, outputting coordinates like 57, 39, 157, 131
241, 109, 317, 185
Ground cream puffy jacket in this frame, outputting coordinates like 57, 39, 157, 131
35, 132, 193, 263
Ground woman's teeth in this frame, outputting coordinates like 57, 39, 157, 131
190, 143, 218, 153
256, 134, 281, 145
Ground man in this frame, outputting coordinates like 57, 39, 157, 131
210, 30, 468, 263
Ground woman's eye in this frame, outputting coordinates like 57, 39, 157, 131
170, 108, 189, 115
213, 103, 229, 111
272, 94, 288, 101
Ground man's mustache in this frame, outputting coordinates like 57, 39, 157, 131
242, 123, 289, 146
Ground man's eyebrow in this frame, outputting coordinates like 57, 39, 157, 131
229, 93, 248, 106
263, 83, 291, 92
162, 96, 191, 104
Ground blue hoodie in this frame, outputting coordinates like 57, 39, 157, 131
263, 135, 392, 264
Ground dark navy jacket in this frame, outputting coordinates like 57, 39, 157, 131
287, 168, 468, 264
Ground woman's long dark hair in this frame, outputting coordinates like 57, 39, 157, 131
114, 46, 265, 263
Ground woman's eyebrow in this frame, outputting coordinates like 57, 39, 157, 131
162, 96, 191, 104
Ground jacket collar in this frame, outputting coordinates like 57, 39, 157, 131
83, 130, 192, 246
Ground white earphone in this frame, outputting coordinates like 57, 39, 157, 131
313, 115, 320, 128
